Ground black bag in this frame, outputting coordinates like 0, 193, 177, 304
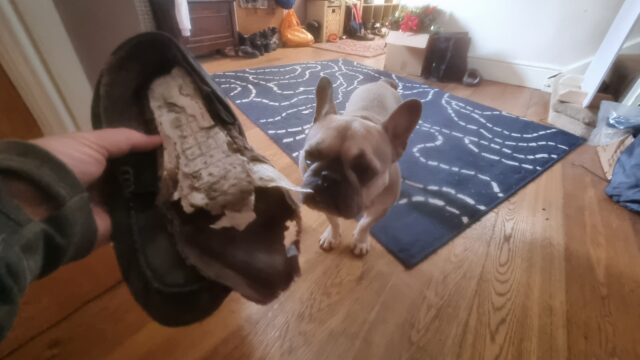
306, 20, 321, 42
422, 32, 471, 82
344, 5, 360, 38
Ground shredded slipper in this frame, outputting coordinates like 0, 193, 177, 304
92, 32, 303, 326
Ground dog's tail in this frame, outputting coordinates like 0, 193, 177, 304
381, 78, 399, 90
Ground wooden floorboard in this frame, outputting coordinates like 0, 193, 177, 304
0, 247, 121, 358
562, 147, 640, 359
3, 47, 640, 359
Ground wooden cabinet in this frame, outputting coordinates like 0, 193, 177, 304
151, 0, 238, 57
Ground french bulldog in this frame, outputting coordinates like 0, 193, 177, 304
299, 76, 422, 256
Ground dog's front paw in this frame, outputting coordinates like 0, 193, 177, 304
351, 230, 370, 256
351, 241, 370, 256
319, 226, 341, 251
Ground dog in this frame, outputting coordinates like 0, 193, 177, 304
299, 76, 422, 256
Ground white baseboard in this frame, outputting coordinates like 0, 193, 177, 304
564, 36, 640, 75
620, 36, 640, 54
622, 78, 640, 106
467, 36, 640, 92
467, 57, 560, 91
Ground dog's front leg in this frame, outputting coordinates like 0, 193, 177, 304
352, 173, 399, 256
320, 215, 341, 251
352, 209, 385, 257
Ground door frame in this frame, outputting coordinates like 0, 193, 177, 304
581, 0, 640, 107
0, 0, 92, 135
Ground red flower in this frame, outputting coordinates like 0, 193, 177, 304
400, 14, 419, 32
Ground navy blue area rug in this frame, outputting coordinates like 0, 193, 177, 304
211, 59, 583, 268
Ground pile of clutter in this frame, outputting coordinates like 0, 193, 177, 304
549, 52, 640, 214
366, 22, 389, 37
332, 20, 387, 42
589, 100, 640, 213
342, 3, 376, 41
237, 27, 280, 58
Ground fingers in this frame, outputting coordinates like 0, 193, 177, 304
85, 128, 160, 247
87, 128, 162, 159
92, 205, 112, 248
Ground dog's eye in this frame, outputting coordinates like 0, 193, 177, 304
351, 154, 377, 185
304, 150, 321, 166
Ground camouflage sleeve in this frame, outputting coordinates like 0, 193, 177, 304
0, 140, 97, 340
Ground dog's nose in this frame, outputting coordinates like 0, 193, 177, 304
319, 170, 340, 188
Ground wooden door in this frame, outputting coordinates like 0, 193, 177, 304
0, 63, 42, 139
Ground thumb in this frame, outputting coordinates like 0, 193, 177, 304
88, 128, 162, 159
92, 205, 112, 248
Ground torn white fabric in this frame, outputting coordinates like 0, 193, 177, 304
148, 67, 308, 231
149, 67, 255, 222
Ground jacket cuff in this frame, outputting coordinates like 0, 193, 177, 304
0, 140, 97, 263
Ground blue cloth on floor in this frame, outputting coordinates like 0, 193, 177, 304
606, 136, 640, 213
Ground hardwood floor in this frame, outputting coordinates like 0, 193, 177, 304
2, 48, 640, 359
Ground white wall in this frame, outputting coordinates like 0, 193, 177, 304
401, 0, 640, 89
54, 0, 147, 86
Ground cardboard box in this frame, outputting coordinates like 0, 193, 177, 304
596, 135, 634, 180
384, 31, 429, 77
548, 74, 595, 138
547, 73, 613, 139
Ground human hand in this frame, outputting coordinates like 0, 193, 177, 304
32, 128, 162, 246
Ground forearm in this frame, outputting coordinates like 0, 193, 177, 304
0, 140, 97, 339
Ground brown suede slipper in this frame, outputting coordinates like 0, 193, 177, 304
92, 32, 302, 326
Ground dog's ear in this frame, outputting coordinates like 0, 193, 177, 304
314, 76, 337, 123
383, 99, 422, 160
